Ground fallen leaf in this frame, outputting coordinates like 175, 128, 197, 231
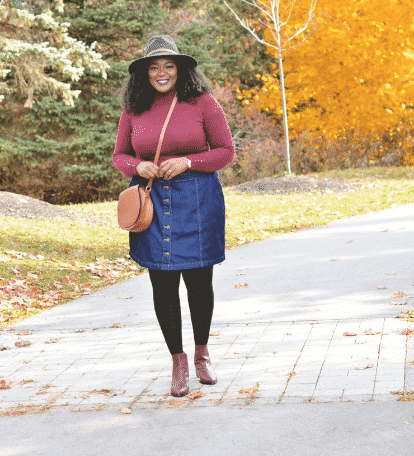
11, 266, 24, 275
117, 296, 133, 300
235, 269, 248, 276
170, 399, 186, 406
342, 332, 357, 336
331, 258, 341, 261
5, 327, 16, 332
26, 272, 39, 280
120, 408, 132, 414
187, 391, 203, 400
364, 328, 381, 335
397, 329, 414, 336
13, 303, 27, 310
15, 340, 32, 347
396, 311, 411, 318
376, 285, 387, 290
234, 283, 249, 289
17, 331, 30, 336
386, 272, 397, 276
0, 345, 11, 351
390, 301, 408, 306
45, 338, 61, 344
209, 332, 220, 336
393, 291, 407, 298
409, 361, 414, 365
355, 364, 374, 370
28, 254, 44, 261
60, 248, 70, 254
0, 380, 12, 390
110, 323, 125, 328
239, 387, 258, 394
74, 329, 86, 333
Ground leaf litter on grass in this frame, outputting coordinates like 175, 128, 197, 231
0, 233, 144, 328
3, 167, 414, 327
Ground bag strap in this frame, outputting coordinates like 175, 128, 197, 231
147, 94, 178, 190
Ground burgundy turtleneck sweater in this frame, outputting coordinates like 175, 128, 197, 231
112, 91, 235, 177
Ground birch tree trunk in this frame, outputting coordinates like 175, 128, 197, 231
224, 0, 317, 175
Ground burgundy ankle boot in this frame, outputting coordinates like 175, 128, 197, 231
171, 352, 189, 397
194, 345, 217, 385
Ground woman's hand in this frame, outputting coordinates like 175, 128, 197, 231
136, 162, 160, 179
158, 157, 189, 180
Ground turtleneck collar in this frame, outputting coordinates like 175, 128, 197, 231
153, 89, 177, 103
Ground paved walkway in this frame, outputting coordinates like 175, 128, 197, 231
1, 203, 414, 454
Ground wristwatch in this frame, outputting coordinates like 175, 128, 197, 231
187, 158, 191, 169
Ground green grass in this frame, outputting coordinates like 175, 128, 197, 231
1, 166, 414, 328
0, 207, 143, 328
312, 166, 414, 181
224, 172, 414, 247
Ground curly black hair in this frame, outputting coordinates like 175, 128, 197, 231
119, 59, 212, 115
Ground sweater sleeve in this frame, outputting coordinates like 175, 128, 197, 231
112, 110, 143, 177
187, 93, 235, 172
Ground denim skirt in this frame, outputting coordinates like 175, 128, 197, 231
128, 172, 225, 271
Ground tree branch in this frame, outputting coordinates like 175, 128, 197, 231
282, 0, 299, 26
281, 0, 317, 48
229, 0, 269, 18
225, 2, 281, 54
284, 35, 308, 55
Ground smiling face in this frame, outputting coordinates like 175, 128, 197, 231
148, 57, 178, 94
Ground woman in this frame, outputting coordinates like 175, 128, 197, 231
113, 35, 234, 397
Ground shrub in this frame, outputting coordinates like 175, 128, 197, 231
289, 129, 406, 174
213, 84, 285, 186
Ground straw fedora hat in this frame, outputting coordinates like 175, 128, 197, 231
129, 35, 198, 74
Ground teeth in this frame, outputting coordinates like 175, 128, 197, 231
157, 80, 168, 84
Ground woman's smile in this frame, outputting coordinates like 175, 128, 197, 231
148, 58, 178, 93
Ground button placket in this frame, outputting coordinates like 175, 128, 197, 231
161, 181, 172, 263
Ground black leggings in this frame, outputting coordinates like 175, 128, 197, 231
148, 266, 214, 355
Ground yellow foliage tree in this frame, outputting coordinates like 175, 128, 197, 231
245, 0, 414, 145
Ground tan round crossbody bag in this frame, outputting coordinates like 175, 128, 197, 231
117, 95, 178, 232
